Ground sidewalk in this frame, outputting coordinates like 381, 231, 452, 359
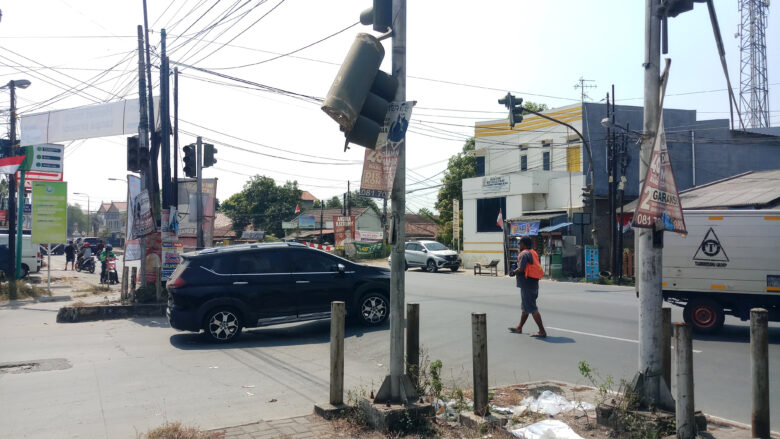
214, 415, 353, 439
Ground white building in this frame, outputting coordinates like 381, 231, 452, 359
462, 104, 586, 273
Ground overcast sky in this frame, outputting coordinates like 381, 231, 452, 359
0, 0, 778, 214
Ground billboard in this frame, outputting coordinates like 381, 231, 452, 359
125, 175, 142, 261
333, 216, 355, 248
31, 181, 67, 244
177, 178, 217, 250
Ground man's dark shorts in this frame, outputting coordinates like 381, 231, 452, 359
66, 254, 74, 262
520, 287, 539, 314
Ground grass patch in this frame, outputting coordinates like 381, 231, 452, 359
0, 281, 51, 301
139, 422, 225, 439
73, 284, 111, 294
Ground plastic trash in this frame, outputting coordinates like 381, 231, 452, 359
491, 405, 514, 415
511, 419, 583, 439
518, 391, 594, 416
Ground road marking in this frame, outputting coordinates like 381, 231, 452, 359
546, 326, 702, 353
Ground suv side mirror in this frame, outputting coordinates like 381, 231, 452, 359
422, 248, 427, 253
337, 263, 346, 273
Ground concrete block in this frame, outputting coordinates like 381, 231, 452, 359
313, 402, 352, 420
459, 411, 508, 430
358, 398, 434, 432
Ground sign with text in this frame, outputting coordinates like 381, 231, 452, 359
144, 231, 162, 284
124, 175, 142, 261
21, 144, 64, 173
177, 178, 217, 250
482, 175, 510, 193
585, 245, 599, 282
632, 116, 686, 234
161, 241, 184, 281
333, 216, 355, 248
31, 181, 67, 243
132, 191, 156, 238
359, 101, 416, 199
355, 230, 382, 242
299, 215, 316, 229
509, 221, 540, 237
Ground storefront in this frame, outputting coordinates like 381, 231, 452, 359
504, 211, 573, 279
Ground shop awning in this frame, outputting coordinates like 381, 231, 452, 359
507, 211, 567, 222
538, 222, 573, 233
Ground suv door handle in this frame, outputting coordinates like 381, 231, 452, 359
296, 280, 310, 284
232, 281, 249, 285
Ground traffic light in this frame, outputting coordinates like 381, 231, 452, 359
183, 143, 196, 178
322, 33, 398, 149
138, 144, 149, 171
660, 0, 702, 17
498, 92, 524, 128
359, 0, 392, 32
126, 136, 139, 172
203, 143, 217, 168
582, 185, 593, 209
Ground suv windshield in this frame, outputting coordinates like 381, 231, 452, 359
423, 242, 448, 251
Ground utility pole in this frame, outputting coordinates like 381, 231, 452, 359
637, 0, 672, 409
606, 92, 613, 276
196, 136, 204, 249
347, 181, 351, 216
142, 0, 160, 220
173, 67, 179, 206
160, 29, 172, 212
611, 85, 618, 281
137, 25, 149, 285
6, 80, 19, 297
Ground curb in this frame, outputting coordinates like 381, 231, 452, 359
56, 304, 166, 323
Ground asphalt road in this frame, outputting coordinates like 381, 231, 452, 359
0, 266, 778, 438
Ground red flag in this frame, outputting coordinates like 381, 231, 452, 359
0, 155, 26, 175
496, 208, 503, 228
295, 204, 301, 214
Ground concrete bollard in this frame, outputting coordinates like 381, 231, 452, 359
674, 322, 695, 439
662, 307, 672, 392
406, 303, 420, 387
121, 267, 129, 301
130, 266, 137, 294
750, 308, 769, 438
155, 268, 163, 301
330, 301, 345, 406
471, 312, 488, 416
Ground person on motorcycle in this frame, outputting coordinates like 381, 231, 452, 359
99, 244, 115, 281
78, 242, 92, 268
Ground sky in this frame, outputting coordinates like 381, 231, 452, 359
0, 0, 778, 215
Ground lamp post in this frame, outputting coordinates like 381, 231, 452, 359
2, 79, 31, 295
73, 193, 91, 236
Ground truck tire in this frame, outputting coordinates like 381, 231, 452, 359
683, 299, 725, 334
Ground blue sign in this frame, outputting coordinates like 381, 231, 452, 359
585, 245, 599, 282
299, 215, 316, 229
509, 221, 540, 237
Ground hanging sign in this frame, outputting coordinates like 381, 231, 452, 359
359, 101, 416, 199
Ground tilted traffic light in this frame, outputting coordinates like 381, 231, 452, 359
126, 136, 140, 172
660, 0, 705, 17
138, 144, 150, 171
359, 0, 392, 32
322, 33, 398, 149
582, 185, 593, 209
183, 143, 196, 178
498, 92, 524, 128
203, 143, 217, 168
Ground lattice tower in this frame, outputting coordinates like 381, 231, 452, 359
738, 0, 770, 128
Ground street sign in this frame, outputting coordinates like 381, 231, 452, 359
31, 181, 67, 244
21, 144, 64, 173
632, 117, 687, 234
452, 199, 459, 238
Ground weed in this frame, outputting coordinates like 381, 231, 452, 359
73, 284, 110, 294
0, 281, 51, 301
139, 421, 224, 439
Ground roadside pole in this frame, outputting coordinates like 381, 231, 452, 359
196, 136, 204, 249
637, 0, 670, 409
47, 243, 51, 293
136, 25, 149, 285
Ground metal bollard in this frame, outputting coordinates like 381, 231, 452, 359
406, 303, 420, 386
662, 307, 672, 392
330, 301, 345, 405
471, 312, 488, 416
674, 322, 695, 439
751, 308, 769, 438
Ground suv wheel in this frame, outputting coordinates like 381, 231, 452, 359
204, 308, 243, 342
358, 292, 389, 326
426, 260, 438, 273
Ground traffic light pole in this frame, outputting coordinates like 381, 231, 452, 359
196, 136, 204, 250
7, 81, 18, 298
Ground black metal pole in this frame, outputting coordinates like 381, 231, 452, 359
160, 29, 172, 211
606, 92, 613, 276
173, 67, 179, 207
611, 85, 618, 281
7, 81, 18, 293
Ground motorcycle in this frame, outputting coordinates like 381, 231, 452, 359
76, 255, 96, 273
101, 257, 119, 285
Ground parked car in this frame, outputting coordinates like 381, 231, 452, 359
0, 234, 40, 278
167, 242, 391, 342
388, 240, 461, 272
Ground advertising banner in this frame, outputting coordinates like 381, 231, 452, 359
585, 245, 600, 282
161, 206, 179, 242
333, 216, 355, 248
31, 181, 67, 243
355, 230, 382, 242
144, 231, 162, 284
161, 241, 184, 281
352, 241, 384, 258
132, 191, 156, 238
124, 175, 142, 261
177, 178, 217, 250
453, 199, 460, 238
510, 221, 540, 237
359, 101, 415, 199
299, 215, 316, 229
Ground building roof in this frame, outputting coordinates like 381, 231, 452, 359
621, 170, 780, 213
213, 212, 237, 239
111, 202, 127, 211
96, 202, 112, 214
300, 191, 318, 201
298, 207, 369, 219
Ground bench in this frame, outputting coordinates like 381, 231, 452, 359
474, 259, 500, 276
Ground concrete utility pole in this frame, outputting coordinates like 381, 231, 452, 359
137, 25, 149, 285
6, 80, 21, 297
196, 136, 204, 249
637, 0, 671, 409
160, 29, 172, 211
173, 67, 179, 206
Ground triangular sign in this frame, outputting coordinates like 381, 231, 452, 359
693, 227, 729, 264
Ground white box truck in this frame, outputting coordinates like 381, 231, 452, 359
662, 209, 780, 333
0, 234, 40, 278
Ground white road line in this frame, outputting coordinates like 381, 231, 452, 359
546, 326, 702, 353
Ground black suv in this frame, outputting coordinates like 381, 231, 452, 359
166, 242, 391, 342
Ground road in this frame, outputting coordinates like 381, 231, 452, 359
0, 265, 778, 438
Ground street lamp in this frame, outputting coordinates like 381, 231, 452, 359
72, 193, 92, 236
1, 79, 31, 290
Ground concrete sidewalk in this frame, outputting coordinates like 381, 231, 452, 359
213, 415, 349, 439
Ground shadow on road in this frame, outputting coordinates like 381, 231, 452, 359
168, 318, 389, 350
533, 335, 576, 344
130, 317, 171, 328
693, 324, 780, 344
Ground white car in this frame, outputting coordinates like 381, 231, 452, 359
388, 240, 461, 272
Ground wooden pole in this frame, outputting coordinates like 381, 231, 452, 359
329, 301, 345, 405
406, 303, 420, 386
471, 312, 488, 416
751, 308, 769, 438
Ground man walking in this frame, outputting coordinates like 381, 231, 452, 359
508, 236, 546, 337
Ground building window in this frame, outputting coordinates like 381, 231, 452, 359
542, 140, 551, 148
519, 144, 529, 151
476, 156, 485, 177
566, 145, 581, 172
476, 197, 506, 233
543, 151, 550, 170
520, 155, 527, 171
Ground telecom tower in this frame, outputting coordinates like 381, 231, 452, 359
738, 0, 771, 128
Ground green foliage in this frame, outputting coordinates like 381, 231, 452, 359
429, 359, 443, 399
220, 176, 302, 238
522, 101, 549, 114
67, 203, 89, 236
435, 138, 476, 248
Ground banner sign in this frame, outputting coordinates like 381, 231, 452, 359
161, 207, 179, 242
509, 221, 540, 237
355, 230, 383, 242
31, 181, 67, 244
453, 199, 460, 238
482, 175, 510, 193
333, 216, 355, 248
241, 230, 265, 240
144, 231, 162, 284
161, 241, 184, 281
21, 144, 64, 173
352, 241, 384, 258
299, 215, 316, 229
359, 101, 415, 199
585, 245, 600, 282
132, 191, 156, 238
124, 175, 142, 261
177, 178, 218, 250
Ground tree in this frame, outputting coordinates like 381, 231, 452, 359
523, 101, 548, 114
325, 196, 343, 209
346, 190, 380, 214
435, 137, 476, 247
220, 176, 302, 238
67, 203, 88, 236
